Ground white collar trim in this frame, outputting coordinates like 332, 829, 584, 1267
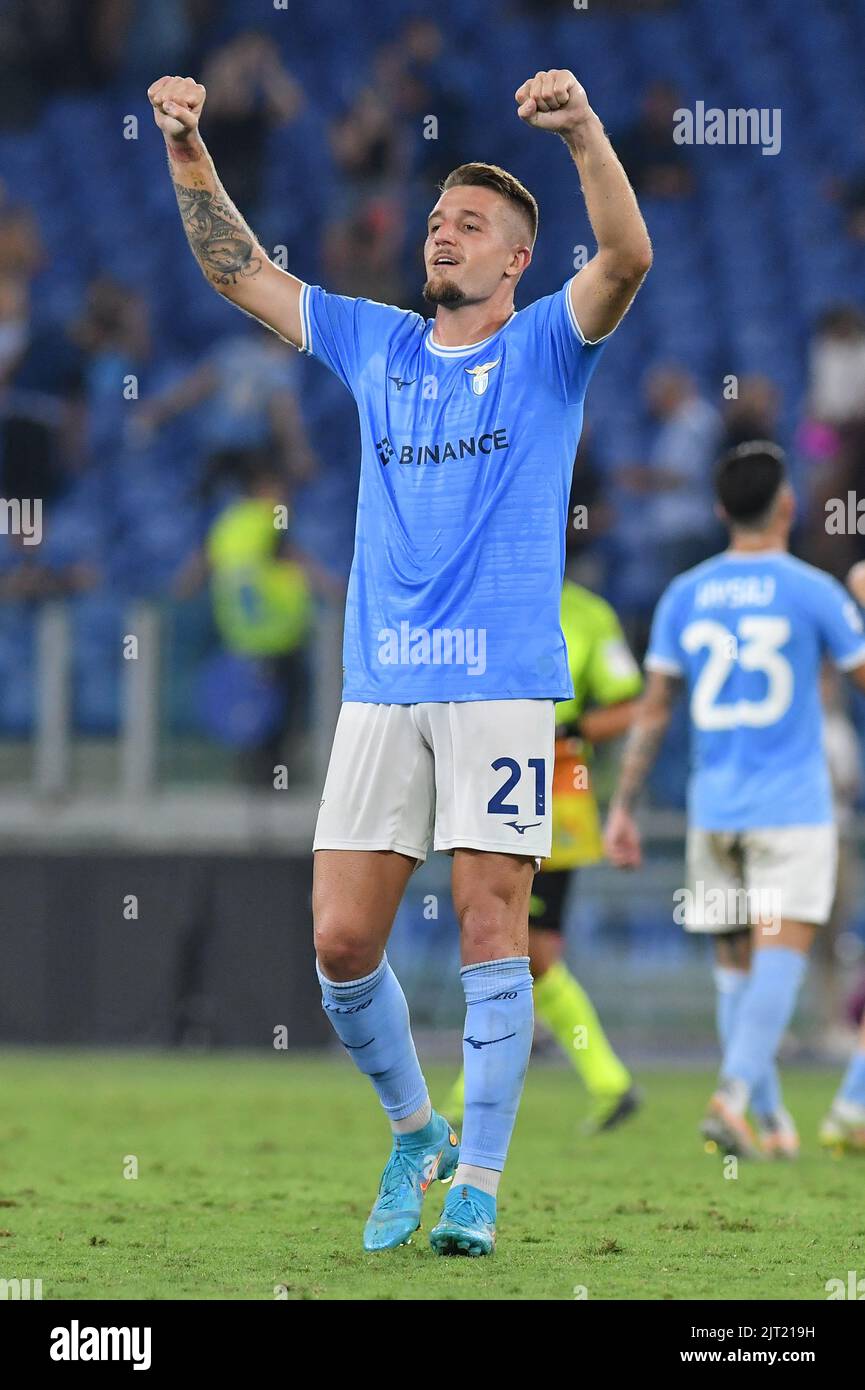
720, 549, 787, 560
425, 311, 517, 357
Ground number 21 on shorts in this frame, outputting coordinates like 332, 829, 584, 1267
487, 757, 546, 816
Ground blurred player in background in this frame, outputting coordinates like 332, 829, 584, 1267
443, 578, 643, 1132
813, 663, 862, 1053
605, 443, 865, 1159
148, 66, 650, 1254
820, 559, 865, 1153
821, 1007, 865, 1153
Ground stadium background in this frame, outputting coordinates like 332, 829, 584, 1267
2, 0, 865, 1063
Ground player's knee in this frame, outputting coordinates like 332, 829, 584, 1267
314, 917, 377, 982
458, 898, 522, 961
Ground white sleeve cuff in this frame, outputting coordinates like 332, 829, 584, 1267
644, 654, 683, 676
298, 281, 312, 354
836, 644, 865, 672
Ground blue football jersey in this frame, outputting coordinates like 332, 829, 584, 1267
299, 278, 607, 702
646, 551, 865, 829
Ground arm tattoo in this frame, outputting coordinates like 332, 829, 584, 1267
612, 673, 681, 811
613, 721, 666, 812
172, 180, 263, 288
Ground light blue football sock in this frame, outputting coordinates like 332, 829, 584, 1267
714, 965, 781, 1116
458, 956, 533, 1171
317, 954, 429, 1125
839, 1050, 865, 1107
721, 948, 808, 1095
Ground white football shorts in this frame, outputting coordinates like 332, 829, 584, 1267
313, 699, 555, 865
682, 824, 838, 932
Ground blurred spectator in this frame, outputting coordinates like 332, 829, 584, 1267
134, 327, 316, 498
801, 305, 865, 576
565, 427, 614, 593
205, 463, 311, 786
620, 366, 723, 590
326, 72, 409, 302
0, 184, 45, 386
0, 5, 35, 128
324, 198, 407, 304
2, 0, 128, 114
0, 302, 86, 507
200, 32, 302, 219
722, 374, 780, 449
0, 276, 30, 386
73, 276, 151, 458
381, 20, 468, 186
828, 121, 865, 244
113, 0, 202, 90
0, 526, 98, 602
0, 183, 45, 281
330, 86, 407, 198
813, 664, 863, 1055
807, 305, 865, 428
614, 81, 695, 200
74, 276, 150, 365
178, 460, 340, 786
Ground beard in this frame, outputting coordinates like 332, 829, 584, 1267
422, 274, 470, 308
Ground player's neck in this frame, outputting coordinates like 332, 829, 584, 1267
431, 301, 515, 348
728, 530, 788, 554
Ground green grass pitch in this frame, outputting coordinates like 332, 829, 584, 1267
1, 1050, 863, 1300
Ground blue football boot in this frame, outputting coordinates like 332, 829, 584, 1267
363, 1113, 460, 1252
429, 1182, 496, 1257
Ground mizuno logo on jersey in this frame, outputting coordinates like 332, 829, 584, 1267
389, 375, 416, 391
465, 357, 502, 396
504, 820, 542, 834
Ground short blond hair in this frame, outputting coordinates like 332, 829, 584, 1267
440, 163, 538, 246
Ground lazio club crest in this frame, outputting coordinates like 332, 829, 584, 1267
465, 357, 502, 396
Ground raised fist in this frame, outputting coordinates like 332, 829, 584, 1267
515, 69, 591, 135
147, 76, 206, 142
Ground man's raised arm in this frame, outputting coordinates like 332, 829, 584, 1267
516, 70, 652, 343
147, 75, 304, 348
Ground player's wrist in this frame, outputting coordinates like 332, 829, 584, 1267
165, 129, 203, 162
559, 109, 602, 149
